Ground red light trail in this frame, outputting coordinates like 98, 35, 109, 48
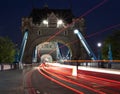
37, 0, 120, 59
45, 0, 108, 42
23, 63, 120, 94
86, 24, 120, 38
37, 0, 108, 57
46, 23, 120, 57
37, 64, 120, 94
42, 67, 106, 94
37, 68, 84, 94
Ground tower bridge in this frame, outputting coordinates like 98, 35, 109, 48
21, 6, 87, 64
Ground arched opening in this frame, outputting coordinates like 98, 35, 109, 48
32, 41, 72, 63
41, 54, 53, 63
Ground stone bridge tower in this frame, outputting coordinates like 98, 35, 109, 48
21, 6, 87, 63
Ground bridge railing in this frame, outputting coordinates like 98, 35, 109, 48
63, 60, 120, 69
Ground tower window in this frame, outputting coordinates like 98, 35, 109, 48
38, 31, 42, 35
64, 31, 68, 35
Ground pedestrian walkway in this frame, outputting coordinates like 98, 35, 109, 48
47, 63, 120, 75
0, 69, 24, 94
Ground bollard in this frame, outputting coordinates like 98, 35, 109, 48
72, 66, 77, 76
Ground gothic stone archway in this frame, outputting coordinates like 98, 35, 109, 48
21, 7, 87, 63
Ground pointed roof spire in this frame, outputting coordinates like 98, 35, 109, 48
44, 2, 48, 9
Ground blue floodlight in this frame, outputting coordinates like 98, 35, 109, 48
74, 29, 79, 34
74, 29, 97, 60
19, 30, 28, 69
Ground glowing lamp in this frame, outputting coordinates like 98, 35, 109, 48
43, 20, 48, 25
74, 29, 79, 34
57, 20, 63, 25
97, 43, 102, 47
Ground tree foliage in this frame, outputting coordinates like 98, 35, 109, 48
102, 30, 120, 60
0, 37, 16, 63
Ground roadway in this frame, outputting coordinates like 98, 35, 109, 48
0, 69, 23, 94
23, 63, 120, 94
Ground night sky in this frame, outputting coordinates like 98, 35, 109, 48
0, 0, 120, 49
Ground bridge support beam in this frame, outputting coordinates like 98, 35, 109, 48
19, 31, 28, 69
74, 29, 97, 60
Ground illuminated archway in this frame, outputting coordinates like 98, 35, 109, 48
41, 54, 53, 63
34, 41, 72, 63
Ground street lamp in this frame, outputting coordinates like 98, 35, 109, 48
97, 42, 102, 67
97, 43, 102, 47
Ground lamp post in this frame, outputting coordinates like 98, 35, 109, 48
97, 42, 102, 68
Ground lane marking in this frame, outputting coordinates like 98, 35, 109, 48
43, 67, 106, 94
37, 68, 84, 94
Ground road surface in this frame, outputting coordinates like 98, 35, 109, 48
23, 63, 120, 94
